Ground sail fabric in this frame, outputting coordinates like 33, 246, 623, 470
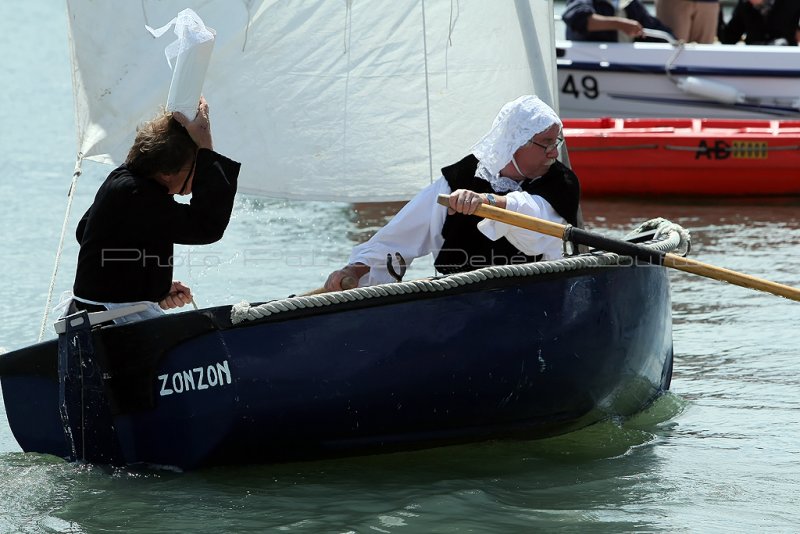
66, 0, 558, 202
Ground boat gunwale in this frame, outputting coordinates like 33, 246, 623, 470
230, 227, 683, 328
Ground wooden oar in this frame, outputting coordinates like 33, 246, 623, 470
301, 276, 357, 296
436, 194, 800, 302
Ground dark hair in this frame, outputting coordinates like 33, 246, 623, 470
125, 111, 197, 179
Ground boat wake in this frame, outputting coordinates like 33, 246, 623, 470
518, 392, 689, 461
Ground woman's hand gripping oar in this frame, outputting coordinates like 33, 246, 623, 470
435, 194, 800, 302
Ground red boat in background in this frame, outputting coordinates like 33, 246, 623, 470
563, 118, 800, 197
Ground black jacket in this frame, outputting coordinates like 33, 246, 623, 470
73, 148, 240, 303
718, 0, 800, 45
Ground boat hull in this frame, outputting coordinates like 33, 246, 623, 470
557, 41, 800, 120
1, 262, 673, 469
564, 117, 800, 196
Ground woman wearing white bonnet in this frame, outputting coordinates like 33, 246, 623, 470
324, 95, 581, 291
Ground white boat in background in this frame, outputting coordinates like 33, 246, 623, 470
556, 38, 800, 120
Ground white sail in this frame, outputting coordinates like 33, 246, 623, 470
66, 0, 557, 201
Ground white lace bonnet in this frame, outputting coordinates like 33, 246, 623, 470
471, 95, 561, 191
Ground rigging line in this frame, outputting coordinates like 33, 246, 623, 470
241, 0, 255, 52
342, 0, 353, 175
445, 0, 460, 88
421, 0, 437, 281
664, 40, 685, 85
447, 0, 457, 46
39, 155, 83, 342
343, 0, 352, 54
421, 0, 434, 185
140, 0, 150, 28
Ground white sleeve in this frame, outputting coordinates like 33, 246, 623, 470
349, 177, 451, 286
476, 191, 566, 260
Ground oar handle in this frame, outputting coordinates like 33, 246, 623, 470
435, 194, 800, 302
436, 194, 567, 239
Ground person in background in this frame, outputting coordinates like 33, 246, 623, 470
655, 0, 720, 43
562, 0, 674, 42
718, 0, 800, 45
66, 96, 240, 323
323, 95, 581, 292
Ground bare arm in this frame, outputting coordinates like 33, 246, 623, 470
585, 14, 643, 37
324, 263, 370, 292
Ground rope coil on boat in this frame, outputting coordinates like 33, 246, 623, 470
231, 218, 689, 325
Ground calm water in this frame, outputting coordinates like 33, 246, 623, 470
2, 2, 799, 532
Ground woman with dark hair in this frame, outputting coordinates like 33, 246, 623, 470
67, 97, 240, 323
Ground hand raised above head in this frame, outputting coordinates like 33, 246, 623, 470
173, 95, 213, 150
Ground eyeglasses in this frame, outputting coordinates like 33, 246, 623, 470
527, 137, 564, 153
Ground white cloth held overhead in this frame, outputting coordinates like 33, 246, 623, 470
471, 95, 561, 191
146, 8, 216, 118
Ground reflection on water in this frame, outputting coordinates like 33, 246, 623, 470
582, 197, 800, 233
38, 396, 683, 533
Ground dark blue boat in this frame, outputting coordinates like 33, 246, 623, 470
0, 223, 680, 470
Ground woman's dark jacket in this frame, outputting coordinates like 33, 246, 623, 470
73, 148, 240, 303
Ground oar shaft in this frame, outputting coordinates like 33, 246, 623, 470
301, 276, 357, 296
468, 200, 566, 238
435, 194, 800, 302
662, 254, 800, 301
